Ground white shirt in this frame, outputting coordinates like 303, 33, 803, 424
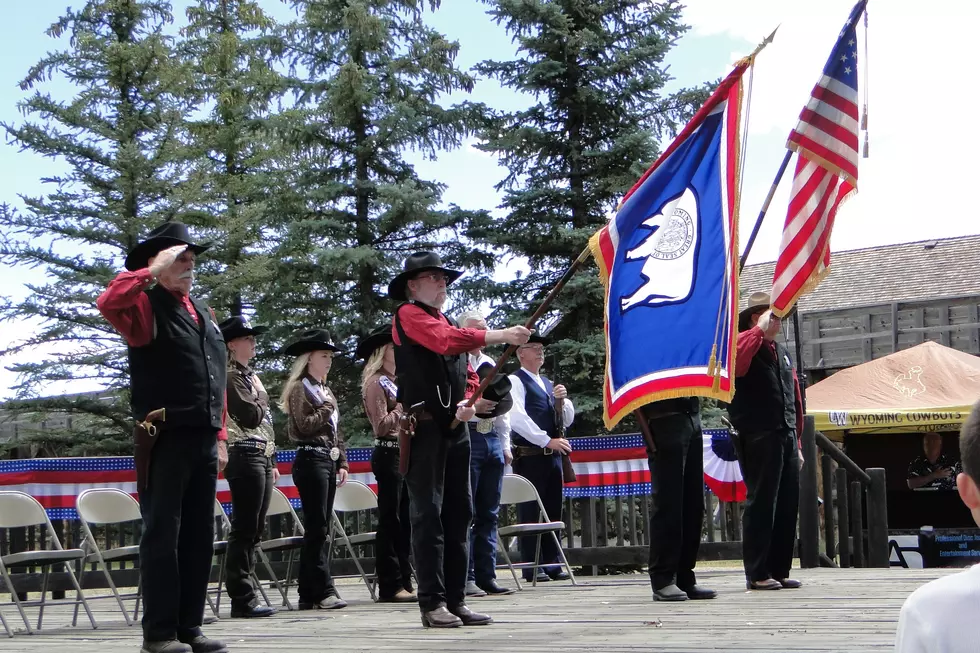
895, 563, 980, 653
468, 352, 511, 454
507, 367, 574, 447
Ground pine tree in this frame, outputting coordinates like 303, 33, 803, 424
179, 0, 287, 320
474, 0, 713, 436
0, 0, 193, 454
271, 0, 491, 443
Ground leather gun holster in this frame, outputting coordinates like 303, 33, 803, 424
134, 408, 166, 493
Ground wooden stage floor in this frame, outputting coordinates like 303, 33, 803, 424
1, 566, 949, 652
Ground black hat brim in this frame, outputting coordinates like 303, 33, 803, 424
221, 325, 270, 342
474, 363, 514, 418
387, 266, 463, 301
355, 330, 393, 360
282, 340, 342, 357
523, 334, 551, 346
125, 238, 211, 272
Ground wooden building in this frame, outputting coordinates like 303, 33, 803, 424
740, 234, 980, 384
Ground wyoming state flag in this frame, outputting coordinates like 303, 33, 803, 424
589, 62, 747, 429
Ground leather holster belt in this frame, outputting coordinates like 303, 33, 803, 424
374, 438, 399, 449
514, 445, 553, 458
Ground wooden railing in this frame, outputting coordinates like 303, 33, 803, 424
798, 415, 889, 568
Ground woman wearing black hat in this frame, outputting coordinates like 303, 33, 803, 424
279, 330, 349, 610
220, 316, 278, 619
357, 325, 416, 603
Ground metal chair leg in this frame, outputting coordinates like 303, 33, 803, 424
550, 531, 577, 585
497, 537, 523, 590
65, 561, 97, 630
37, 566, 50, 630
0, 561, 32, 635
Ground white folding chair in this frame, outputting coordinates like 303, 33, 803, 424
73, 488, 143, 627
330, 480, 378, 601
496, 474, 577, 590
255, 488, 305, 610
0, 491, 97, 636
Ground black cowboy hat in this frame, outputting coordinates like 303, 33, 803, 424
520, 334, 551, 347
125, 221, 211, 272
387, 251, 463, 301
474, 362, 514, 419
282, 329, 342, 356
219, 316, 269, 342
355, 324, 393, 360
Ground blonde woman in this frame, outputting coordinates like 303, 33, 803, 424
280, 329, 348, 610
357, 325, 416, 603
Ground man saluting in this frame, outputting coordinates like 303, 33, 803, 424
388, 251, 530, 628
97, 222, 228, 653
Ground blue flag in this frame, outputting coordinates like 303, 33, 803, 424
590, 63, 748, 428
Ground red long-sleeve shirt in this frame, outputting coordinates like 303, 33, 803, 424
392, 303, 482, 392
735, 326, 804, 442
97, 269, 228, 440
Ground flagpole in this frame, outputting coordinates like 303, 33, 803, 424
737, 149, 792, 273
449, 246, 593, 429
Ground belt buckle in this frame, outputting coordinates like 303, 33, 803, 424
543, 447, 553, 455
264, 441, 275, 457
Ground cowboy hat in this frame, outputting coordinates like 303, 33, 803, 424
518, 333, 551, 347
739, 291, 771, 330
474, 362, 514, 419
282, 329, 342, 356
387, 251, 463, 301
355, 324, 393, 360
219, 316, 269, 342
125, 221, 211, 272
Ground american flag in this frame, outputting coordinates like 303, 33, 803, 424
770, 0, 867, 316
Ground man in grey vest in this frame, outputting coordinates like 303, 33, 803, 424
97, 222, 229, 653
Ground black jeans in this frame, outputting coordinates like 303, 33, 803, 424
404, 420, 473, 612
372, 444, 414, 598
512, 452, 563, 579
645, 413, 705, 590
291, 449, 338, 603
138, 428, 217, 643
740, 427, 800, 582
223, 447, 274, 608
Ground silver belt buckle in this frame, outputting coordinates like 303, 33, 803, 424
329, 446, 340, 461
264, 440, 275, 457
476, 418, 493, 434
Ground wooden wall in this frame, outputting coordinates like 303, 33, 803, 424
785, 296, 980, 380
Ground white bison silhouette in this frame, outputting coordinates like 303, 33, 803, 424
621, 188, 700, 312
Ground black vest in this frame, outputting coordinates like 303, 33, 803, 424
511, 369, 557, 447
128, 285, 227, 430
728, 338, 797, 434
393, 303, 468, 431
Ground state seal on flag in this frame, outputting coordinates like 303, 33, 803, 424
650, 208, 695, 261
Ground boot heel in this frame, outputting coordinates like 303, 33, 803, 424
421, 615, 430, 628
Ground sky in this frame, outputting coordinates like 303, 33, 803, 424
0, 0, 977, 399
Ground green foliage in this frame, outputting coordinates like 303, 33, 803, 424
0, 0, 193, 453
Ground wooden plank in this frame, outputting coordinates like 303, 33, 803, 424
861, 314, 873, 360
564, 543, 741, 566
971, 304, 980, 354
0, 568, 953, 652
912, 308, 925, 344
938, 306, 951, 346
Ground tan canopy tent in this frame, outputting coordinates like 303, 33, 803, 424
807, 341, 980, 435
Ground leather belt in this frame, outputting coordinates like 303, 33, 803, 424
514, 445, 553, 458
416, 410, 434, 422
231, 439, 275, 457
374, 438, 399, 449
296, 444, 333, 454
